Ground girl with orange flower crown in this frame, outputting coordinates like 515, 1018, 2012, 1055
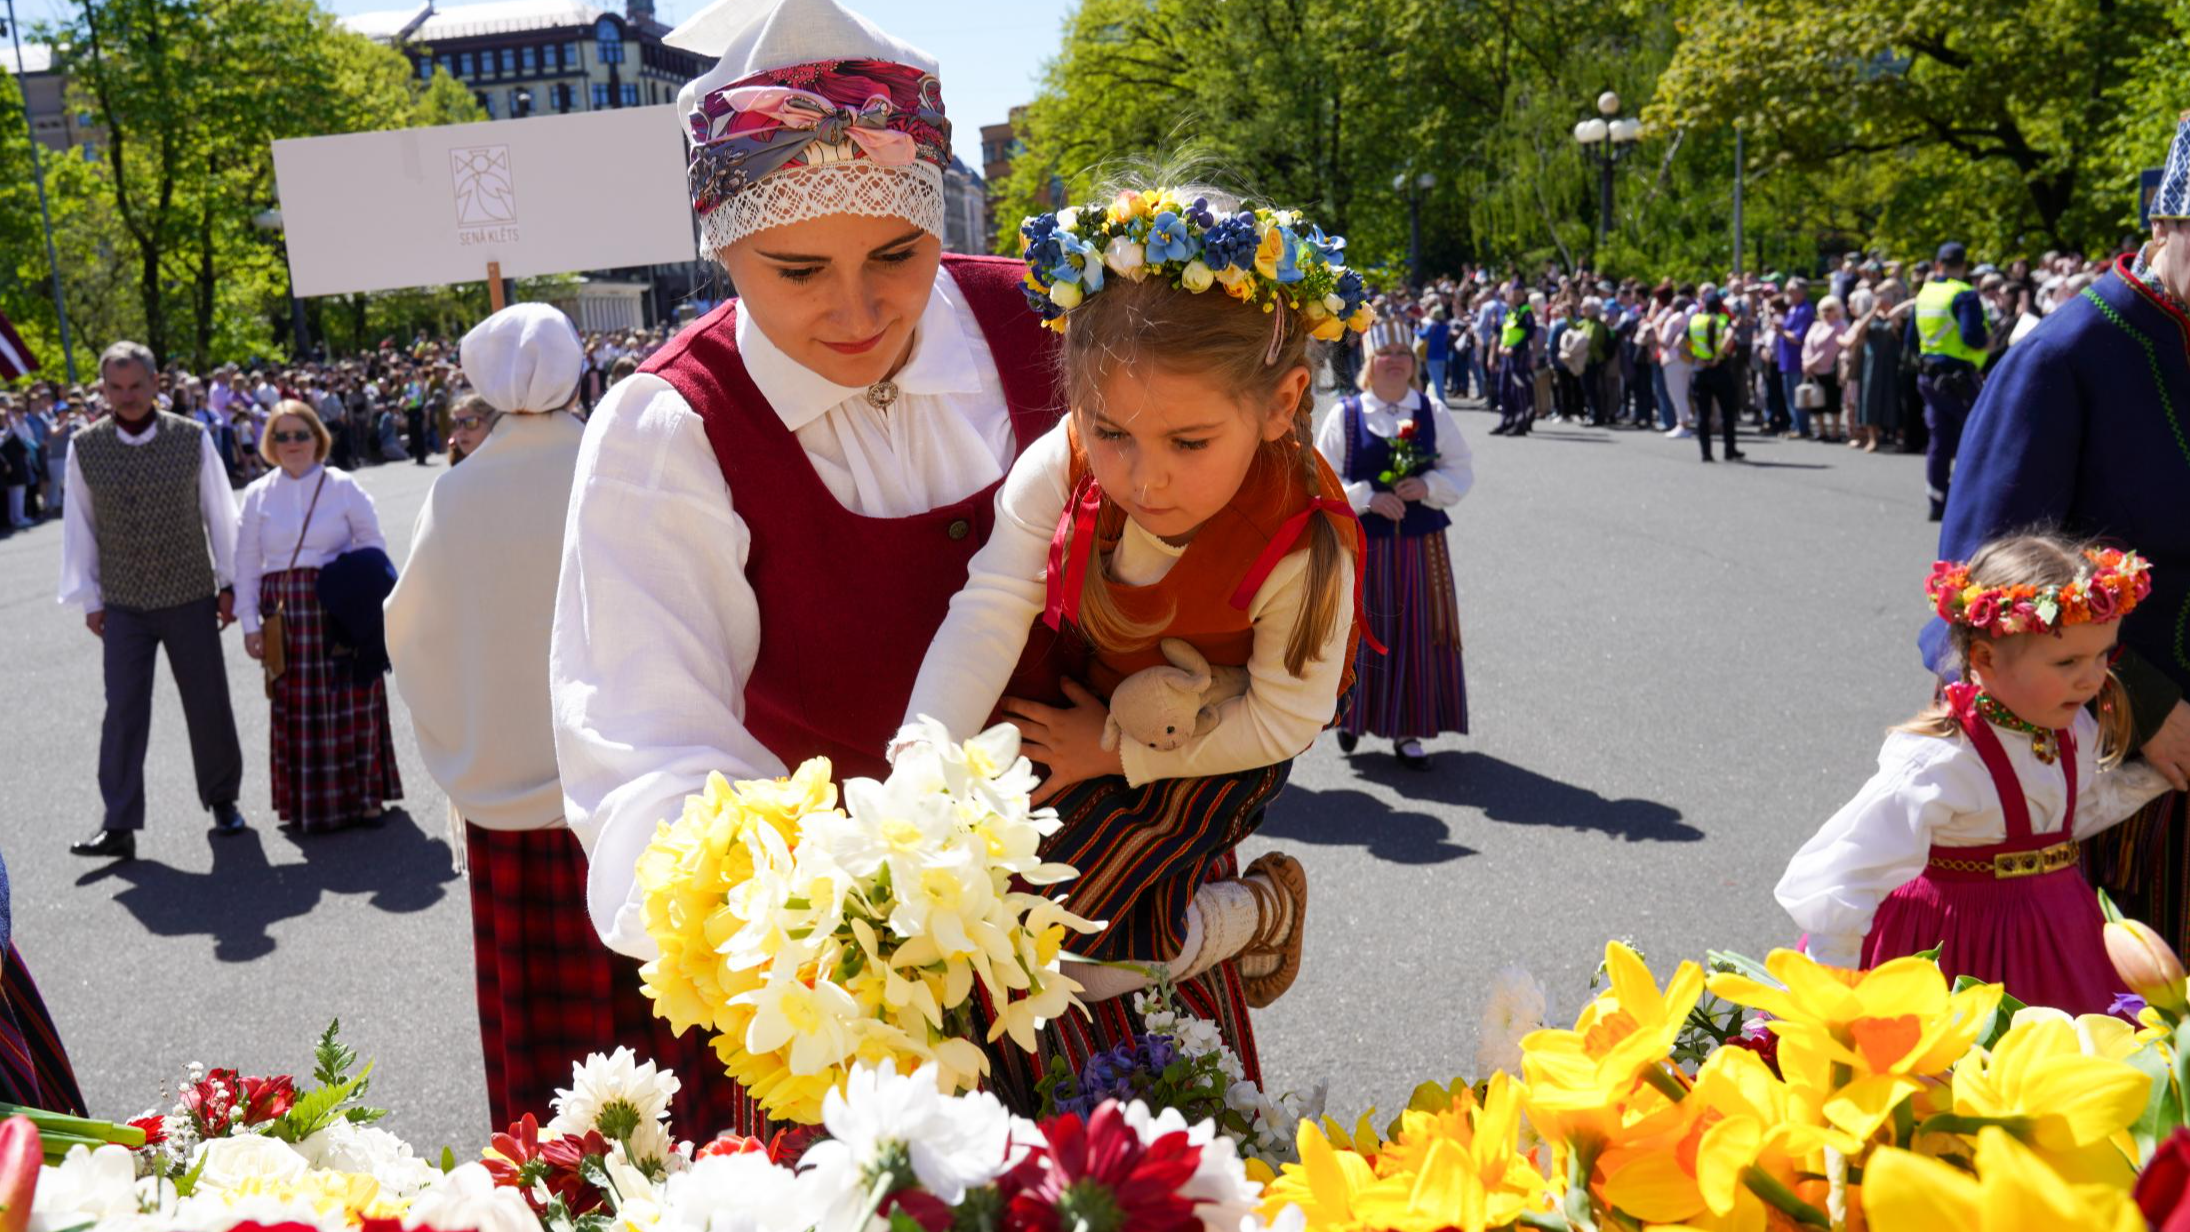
1778, 533, 2174, 1014
891, 178, 1375, 1106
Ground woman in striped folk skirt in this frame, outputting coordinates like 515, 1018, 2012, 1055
0, 851, 84, 1114
238, 403, 402, 831
1318, 324, 1476, 771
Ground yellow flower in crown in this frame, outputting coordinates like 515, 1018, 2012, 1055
1254, 224, 1287, 280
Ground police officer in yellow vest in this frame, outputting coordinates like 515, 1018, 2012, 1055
1687, 289, 1745, 462
1490, 282, 1537, 437
1908, 241, 1989, 521
1690, 288, 1743, 463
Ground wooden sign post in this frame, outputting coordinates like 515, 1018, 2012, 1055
487, 261, 506, 312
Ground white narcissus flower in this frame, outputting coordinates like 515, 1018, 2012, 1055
736, 968, 862, 1076
550, 1047, 683, 1170
403, 1162, 541, 1232
1476, 965, 1549, 1079
657, 1151, 815, 1232
29, 1145, 145, 1232
1118, 1103, 1263, 1232
188, 1134, 309, 1195
804, 1064, 1014, 1208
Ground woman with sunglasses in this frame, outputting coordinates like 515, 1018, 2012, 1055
235, 401, 403, 832
445, 393, 499, 466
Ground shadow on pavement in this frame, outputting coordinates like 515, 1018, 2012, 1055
71, 809, 457, 962
1259, 785, 1478, 865
1340, 750, 1702, 844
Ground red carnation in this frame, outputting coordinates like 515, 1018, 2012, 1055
127, 1115, 167, 1151
1000, 1103, 1203, 1232
2138, 1128, 2190, 1232
1396, 418, 1418, 440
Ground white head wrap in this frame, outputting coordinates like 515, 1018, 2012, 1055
459, 304, 583, 415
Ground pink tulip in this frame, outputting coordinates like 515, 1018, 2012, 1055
2107, 919, 2189, 1013
0, 1115, 44, 1232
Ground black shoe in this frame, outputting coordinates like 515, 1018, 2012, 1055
1726, 449, 1746, 460
1928, 500, 1946, 523
1700, 454, 1715, 463
1394, 741, 1433, 772
212, 803, 248, 834
1336, 731, 1358, 754
70, 827, 135, 859
1487, 424, 1509, 436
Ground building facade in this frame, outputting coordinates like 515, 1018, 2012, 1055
344, 0, 705, 121
941, 156, 989, 256
3, 44, 96, 159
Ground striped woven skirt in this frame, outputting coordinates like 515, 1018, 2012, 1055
467, 825, 768, 1139
2084, 790, 2189, 958
0, 943, 85, 1114
263, 568, 402, 831
1341, 532, 1468, 741
975, 764, 1290, 1114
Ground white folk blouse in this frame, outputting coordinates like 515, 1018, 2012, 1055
1312, 387, 1476, 515
551, 266, 1013, 960
233, 465, 385, 633
1776, 708, 2172, 968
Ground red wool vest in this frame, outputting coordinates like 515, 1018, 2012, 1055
638, 254, 1064, 781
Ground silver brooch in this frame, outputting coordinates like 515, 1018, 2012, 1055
864, 379, 899, 410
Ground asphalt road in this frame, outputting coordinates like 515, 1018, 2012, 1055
0, 396, 1941, 1153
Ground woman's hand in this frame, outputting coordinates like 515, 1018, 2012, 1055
1393, 476, 1430, 502
1004, 679, 1125, 805
2143, 700, 2190, 793
244, 632, 265, 661
1368, 492, 1407, 521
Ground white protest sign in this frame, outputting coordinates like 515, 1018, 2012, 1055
272, 106, 698, 297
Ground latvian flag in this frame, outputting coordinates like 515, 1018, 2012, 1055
0, 310, 38, 381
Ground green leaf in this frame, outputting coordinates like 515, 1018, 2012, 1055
439, 1146, 458, 1174
174, 1149, 209, 1199
2128, 1041, 2179, 1165
1917, 1113, 2036, 1138
313, 1019, 358, 1088
268, 1061, 375, 1144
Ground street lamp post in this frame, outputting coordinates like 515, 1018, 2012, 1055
251, 207, 310, 358
1572, 90, 1642, 259
1393, 169, 1436, 286
6, 0, 78, 382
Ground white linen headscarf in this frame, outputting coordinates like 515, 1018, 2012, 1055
459, 303, 583, 415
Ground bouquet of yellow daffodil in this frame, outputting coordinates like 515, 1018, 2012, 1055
632, 721, 1100, 1125
1255, 930, 2189, 1232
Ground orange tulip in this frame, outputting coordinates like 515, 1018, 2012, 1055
2105, 919, 2188, 1013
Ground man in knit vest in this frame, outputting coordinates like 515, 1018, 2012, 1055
58, 341, 248, 860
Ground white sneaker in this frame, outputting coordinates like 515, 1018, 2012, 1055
1666, 426, 1694, 439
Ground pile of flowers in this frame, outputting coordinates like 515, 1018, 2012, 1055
630, 721, 1100, 1125
1927, 545, 2152, 636
1017, 187, 1375, 340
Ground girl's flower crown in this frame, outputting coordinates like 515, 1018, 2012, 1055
1927, 547, 2154, 637
1017, 188, 1376, 340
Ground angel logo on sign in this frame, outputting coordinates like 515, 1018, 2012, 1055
451, 145, 521, 245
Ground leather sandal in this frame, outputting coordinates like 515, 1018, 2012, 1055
1238, 852, 1308, 1009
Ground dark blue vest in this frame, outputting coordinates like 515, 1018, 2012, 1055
1341, 393, 1453, 540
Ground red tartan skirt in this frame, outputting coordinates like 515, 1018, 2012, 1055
0, 943, 85, 1115
465, 825, 767, 1139
263, 569, 402, 830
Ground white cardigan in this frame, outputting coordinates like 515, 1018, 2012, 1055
385, 412, 584, 837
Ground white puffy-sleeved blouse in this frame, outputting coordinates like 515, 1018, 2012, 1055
234, 465, 386, 633
1776, 708, 2173, 969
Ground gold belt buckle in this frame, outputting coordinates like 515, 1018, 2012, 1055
1993, 841, 2076, 879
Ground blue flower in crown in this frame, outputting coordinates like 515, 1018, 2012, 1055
1304, 225, 1346, 267
1200, 212, 1261, 274
1147, 212, 1197, 265
1050, 228, 1105, 292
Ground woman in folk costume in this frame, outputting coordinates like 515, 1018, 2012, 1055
1316, 317, 1473, 771
549, 0, 1065, 1135
893, 184, 1376, 1111
384, 304, 646, 1134
1927, 113, 2190, 959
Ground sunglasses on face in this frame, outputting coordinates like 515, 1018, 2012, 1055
271, 430, 314, 444
452, 415, 488, 431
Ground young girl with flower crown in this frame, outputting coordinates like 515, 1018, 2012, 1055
1777, 534, 2174, 1014
891, 183, 1375, 1104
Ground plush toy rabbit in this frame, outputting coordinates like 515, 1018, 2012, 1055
1100, 638, 1250, 753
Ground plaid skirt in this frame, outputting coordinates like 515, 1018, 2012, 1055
263, 569, 402, 830
0, 942, 86, 1115
975, 764, 1290, 1113
1340, 532, 1469, 740
466, 825, 769, 1139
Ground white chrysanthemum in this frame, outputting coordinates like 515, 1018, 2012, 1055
657, 1151, 818, 1232
1476, 965, 1550, 1079
403, 1162, 541, 1232
1118, 1103, 1263, 1232
295, 1121, 440, 1199
803, 1064, 1014, 1214
550, 1047, 682, 1170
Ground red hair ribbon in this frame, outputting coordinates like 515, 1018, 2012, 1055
1042, 474, 1104, 631
1229, 497, 1386, 656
